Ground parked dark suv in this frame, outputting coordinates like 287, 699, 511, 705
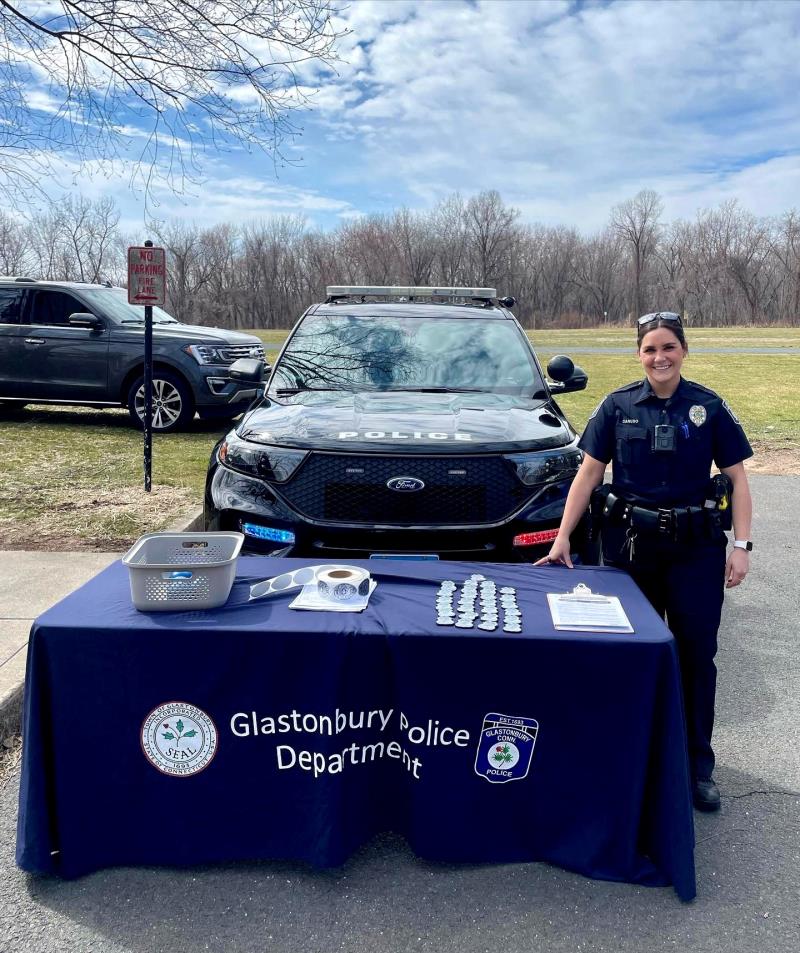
0, 278, 265, 432
205, 286, 593, 562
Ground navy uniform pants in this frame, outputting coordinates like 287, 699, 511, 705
604, 530, 727, 782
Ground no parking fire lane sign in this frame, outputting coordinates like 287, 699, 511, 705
128, 245, 166, 306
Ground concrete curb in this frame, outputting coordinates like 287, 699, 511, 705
0, 652, 24, 741
0, 509, 204, 740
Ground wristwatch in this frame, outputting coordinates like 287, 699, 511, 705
733, 540, 753, 551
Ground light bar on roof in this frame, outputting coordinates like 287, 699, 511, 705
326, 285, 497, 299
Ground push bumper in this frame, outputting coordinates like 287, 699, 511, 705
205, 464, 583, 562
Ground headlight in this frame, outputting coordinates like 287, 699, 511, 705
506, 446, 583, 486
218, 433, 307, 482
184, 344, 226, 365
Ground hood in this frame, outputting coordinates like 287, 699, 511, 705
237, 391, 574, 453
115, 322, 262, 345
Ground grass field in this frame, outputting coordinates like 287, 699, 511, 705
0, 328, 797, 549
525, 327, 800, 350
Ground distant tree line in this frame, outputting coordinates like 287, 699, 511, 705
1, 188, 799, 328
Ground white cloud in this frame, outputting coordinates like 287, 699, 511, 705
21, 89, 62, 114
307, 0, 800, 228
7, 0, 800, 232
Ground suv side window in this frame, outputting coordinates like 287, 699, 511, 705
0, 288, 24, 324
29, 290, 86, 327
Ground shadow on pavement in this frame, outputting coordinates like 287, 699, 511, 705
5, 764, 797, 953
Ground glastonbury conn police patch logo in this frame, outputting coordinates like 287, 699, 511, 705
141, 701, 218, 777
474, 712, 539, 784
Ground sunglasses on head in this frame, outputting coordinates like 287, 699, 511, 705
637, 312, 683, 326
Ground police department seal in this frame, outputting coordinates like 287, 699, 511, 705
141, 701, 217, 777
689, 405, 707, 427
475, 712, 538, 784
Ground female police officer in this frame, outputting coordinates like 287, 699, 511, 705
536, 312, 753, 812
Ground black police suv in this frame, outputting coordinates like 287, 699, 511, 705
204, 286, 590, 561
0, 278, 265, 432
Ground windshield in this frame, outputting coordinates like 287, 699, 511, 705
82, 288, 179, 325
271, 313, 545, 396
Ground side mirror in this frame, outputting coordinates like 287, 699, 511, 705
546, 355, 574, 382
559, 365, 588, 393
68, 312, 102, 330
228, 358, 267, 382
546, 355, 588, 393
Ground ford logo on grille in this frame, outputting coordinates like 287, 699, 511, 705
386, 476, 425, 492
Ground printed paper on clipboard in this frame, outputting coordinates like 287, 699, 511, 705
546, 582, 634, 633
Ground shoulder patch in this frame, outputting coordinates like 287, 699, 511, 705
721, 399, 741, 424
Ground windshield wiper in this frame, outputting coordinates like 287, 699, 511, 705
381, 386, 489, 393
275, 387, 347, 395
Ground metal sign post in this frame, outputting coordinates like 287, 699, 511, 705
128, 242, 167, 492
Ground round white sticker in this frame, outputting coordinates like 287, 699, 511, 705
141, 701, 217, 777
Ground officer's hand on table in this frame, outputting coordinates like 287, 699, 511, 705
725, 548, 749, 588
534, 536, 573, 569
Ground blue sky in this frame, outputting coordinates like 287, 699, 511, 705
24, 0, 800, 234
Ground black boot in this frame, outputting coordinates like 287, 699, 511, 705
693, 777, 721, 812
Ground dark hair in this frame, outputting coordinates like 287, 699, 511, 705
636, 313, 688, 350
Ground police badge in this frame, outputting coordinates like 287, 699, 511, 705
474, 712, 538, 784
688, 405, 707, 427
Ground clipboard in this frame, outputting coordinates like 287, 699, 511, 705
546, 583, 634, 633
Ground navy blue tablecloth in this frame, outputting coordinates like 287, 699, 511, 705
16, 558, 695, 900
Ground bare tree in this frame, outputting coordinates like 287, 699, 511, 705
9, 186, 800, 328
466, 190, 519, 288
336, 215, 400, 285
430, 194, 469, 286
0, 209, 31, 273
770, 211, 800, 326
297, 229, 336, 303
0, 1, 344, 204
200, 224, 242, 327
654, 220, 693, 318
610, 189, 663, 320
726, 208, 777, 324
25, 194, 122, 281
152, 220, 209, 323
573, 228, 625, 324
392, 208, 437, 286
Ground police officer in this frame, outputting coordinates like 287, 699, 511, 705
536, 312, 753, 812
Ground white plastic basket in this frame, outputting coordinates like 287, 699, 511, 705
122, 532, 244, 611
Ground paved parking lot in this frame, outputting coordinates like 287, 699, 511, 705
0, 474, 798, 953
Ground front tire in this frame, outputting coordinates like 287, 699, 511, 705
127, 371, 195, 433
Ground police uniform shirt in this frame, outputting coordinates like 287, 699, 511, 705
579, 377, 753, 508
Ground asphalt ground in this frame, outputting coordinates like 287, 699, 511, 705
0, 474, 798, 953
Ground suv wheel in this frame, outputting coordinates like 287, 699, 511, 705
127, 371, 195, 433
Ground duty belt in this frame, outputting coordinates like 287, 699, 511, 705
591, 487, 718, 544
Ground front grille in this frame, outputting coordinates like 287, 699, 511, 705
276, 453, 533, 525
219, 344, 265, 364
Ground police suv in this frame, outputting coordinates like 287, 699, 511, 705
204, 286, 591, 561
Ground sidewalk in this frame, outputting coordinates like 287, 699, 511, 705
0, 511, 202, 737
